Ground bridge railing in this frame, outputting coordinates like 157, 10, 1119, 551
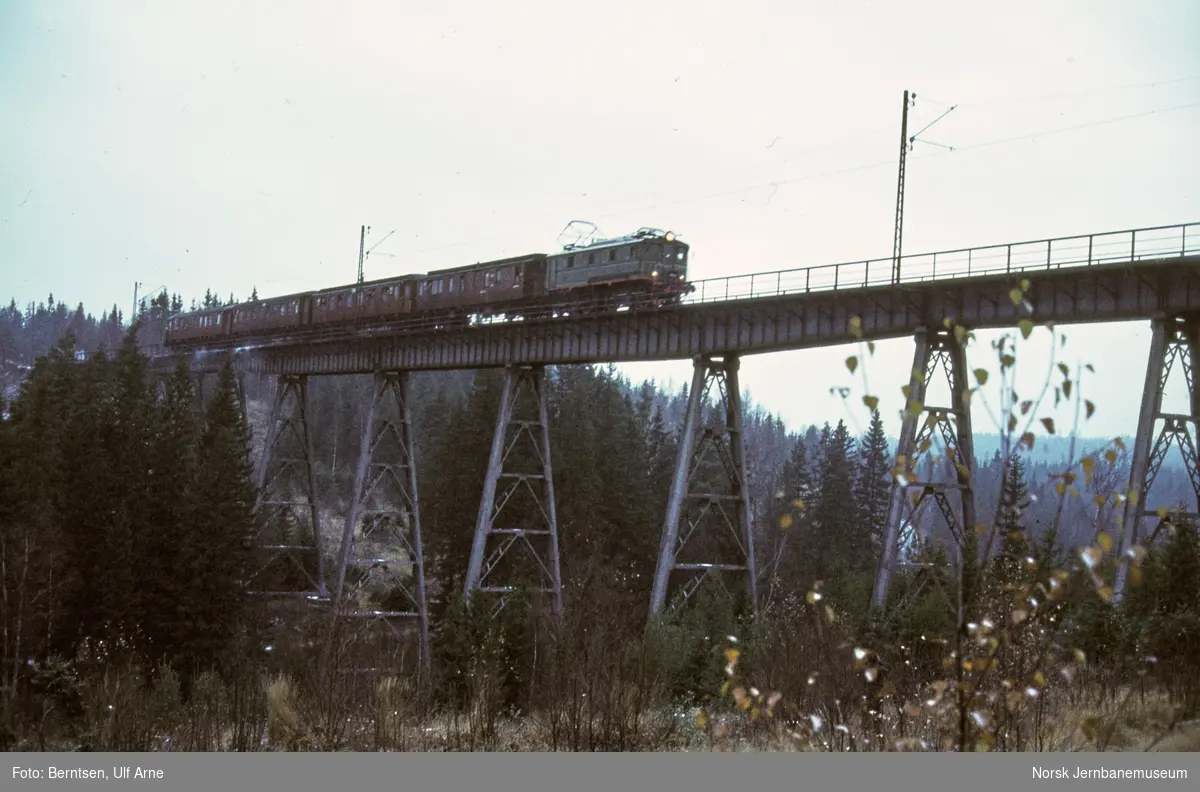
684, 221, 1199, 305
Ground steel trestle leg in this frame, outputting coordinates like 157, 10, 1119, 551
250, 374, 328, 600
872, 328, 977, 618
331, 371, 431, 679
1114, 316, 1200, 599
464, 365, 564, 618
649, 354, 759, 621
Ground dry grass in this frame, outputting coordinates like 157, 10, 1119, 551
10, 655, 1199, 753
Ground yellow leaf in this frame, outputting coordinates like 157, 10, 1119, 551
1020, 278, 1031, 292
1041, 417, 1056, 435
846, 355, 859, 374
1097, 585, 1113, 603
1086, 400, 1095, 420
1019, 320, 1034, 339
849, 315, 863, 338
955, 325, 968, 344
1062, 380, 1072, 399
1096, 532, 1112, 553
1057, 363, 1070, 377
863, 395, 879, 411
1081, 456, 1095, 485
779, 513, 794, 530
867, 341, 876, 355
1009, 288, 1023, 305
973, 368, 989, 386
1020, 432, 1035, 450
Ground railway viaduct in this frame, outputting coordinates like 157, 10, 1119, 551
145, 221, 1200, 679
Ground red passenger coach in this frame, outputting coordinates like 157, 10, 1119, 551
163, 307, 229, 344
416, 254, 548, 314
311, 276, 421, 326
230, 296, 305, 337
311, 285, 360, 325
358, 276, 418, 321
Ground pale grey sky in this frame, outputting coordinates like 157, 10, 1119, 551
2, 0, 1198, 440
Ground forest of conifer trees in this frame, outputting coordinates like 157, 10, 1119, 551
1, 292, 1198, 752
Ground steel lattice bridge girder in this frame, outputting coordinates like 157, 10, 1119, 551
149, 253, 1200, 376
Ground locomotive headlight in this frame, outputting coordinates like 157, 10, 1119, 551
664, 231, 675, 242
652, 271, 659, 277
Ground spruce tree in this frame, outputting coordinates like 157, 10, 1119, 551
101, 329, 160, 649
808, 420, 861, 580
142, 359, 201, 669
853, 410, 891, 552
180, 361, 256, 673
992, 453, 1031, 588
1138, 517, 1200, 684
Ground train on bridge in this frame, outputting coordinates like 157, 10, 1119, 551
163, 227, 692, 347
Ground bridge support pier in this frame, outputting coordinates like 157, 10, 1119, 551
250, 374, 328, 600
331, 371, 431, 679
649, 354, 759, 621
1114, 315, 1200, 599
464, 365, 564, 618
872, 327, 977, 617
